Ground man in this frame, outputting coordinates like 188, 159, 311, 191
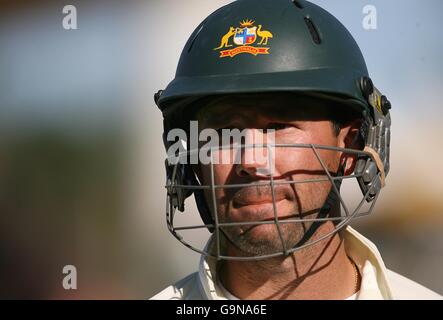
152, 0, 442, 299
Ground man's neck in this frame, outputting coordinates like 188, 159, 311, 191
219, 223, 358, 300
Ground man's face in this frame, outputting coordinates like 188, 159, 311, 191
195, 94, 357, 256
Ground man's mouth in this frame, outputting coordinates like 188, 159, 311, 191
232, 195, 286, 208
229, 198, 295, 224
235, 209, 300, 236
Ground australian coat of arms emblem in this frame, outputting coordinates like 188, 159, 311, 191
214, 19, 273, 58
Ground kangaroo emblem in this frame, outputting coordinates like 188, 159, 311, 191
214, 27, 236, 50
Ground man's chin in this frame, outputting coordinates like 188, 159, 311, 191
223, 224, 302, 256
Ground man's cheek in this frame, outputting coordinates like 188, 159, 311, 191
278, 151, 320, 174
293, 182, 331, 211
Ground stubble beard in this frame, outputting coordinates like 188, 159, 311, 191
220, 201, 321, 257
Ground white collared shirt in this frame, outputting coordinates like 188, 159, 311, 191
150, 226, 442, 300
216, 273, 360, 300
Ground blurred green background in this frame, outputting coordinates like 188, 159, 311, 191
0, 0, 442, 299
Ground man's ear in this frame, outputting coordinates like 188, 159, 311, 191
337, 119, 362, 175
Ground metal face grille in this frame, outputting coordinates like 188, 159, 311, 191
165, 143, 380, 261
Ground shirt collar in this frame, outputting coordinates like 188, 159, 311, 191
197, 225, 394, 300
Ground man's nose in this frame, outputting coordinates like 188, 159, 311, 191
234, 129, 274, 178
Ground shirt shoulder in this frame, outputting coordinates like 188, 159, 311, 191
386, 269, 443, 300
149, 272, 203, 300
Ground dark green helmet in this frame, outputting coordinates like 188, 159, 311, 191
154, 0, 392, 260
156, 0, 373, 116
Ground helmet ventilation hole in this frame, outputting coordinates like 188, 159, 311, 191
304, 17, 321, 44
292, 0, 304, 9
188, 20, 207, 53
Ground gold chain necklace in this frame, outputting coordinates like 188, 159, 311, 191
348, 256, 360, 294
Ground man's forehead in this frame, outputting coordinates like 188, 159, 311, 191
196, 93, 332, 121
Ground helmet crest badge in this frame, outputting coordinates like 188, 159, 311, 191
213, 19, 273, 58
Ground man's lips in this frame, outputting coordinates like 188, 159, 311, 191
233, 205, 299, 235
230, 198, 290, 225
232, 195, 286, 208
